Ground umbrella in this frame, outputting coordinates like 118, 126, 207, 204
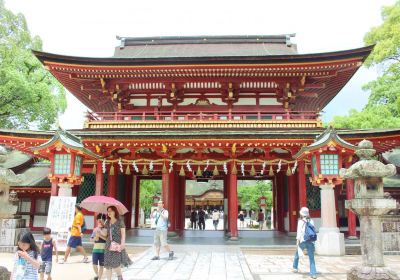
80, 195, 128, 215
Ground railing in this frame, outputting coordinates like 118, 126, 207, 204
86, 110, 319, 122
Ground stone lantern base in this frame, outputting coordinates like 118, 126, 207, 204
347, 266, 399, 280
0, 217, 27, 253
315, 227, 345, 256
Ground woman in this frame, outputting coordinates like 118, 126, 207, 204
292, 207, 317, 279
103, 206, 132, 280
238, 211, 245, 228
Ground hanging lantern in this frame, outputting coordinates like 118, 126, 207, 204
196, 166, 203, 177
162, 162, 167, 174
125, 164, 131, 175
109, 164, 115, 175
250, 165, 256, 176
286, 164, 292, 176
268, 165, 274, 176
92, 163, 96, 174
213, 165, 219, 176
179, 165, 185, 176
142, 164, 149, 175
231, 163, 237, 175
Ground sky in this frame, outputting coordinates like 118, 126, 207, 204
5, 0, 395, 129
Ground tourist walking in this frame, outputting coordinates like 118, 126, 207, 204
292, 207, 317, 279
238, 211, 245, 228
151, 200, 174, 260
198, 208, 206, 230
103, 206, 132, 280
258, 209, 265, 230
39, 227, 58, 280
11, 230, 41, 280
190, 209, 198, 230
90, 214, 107, 280
212, 209, 220, 230
61, 204, 89, 263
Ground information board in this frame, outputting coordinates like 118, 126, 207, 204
46, 196, 76, 251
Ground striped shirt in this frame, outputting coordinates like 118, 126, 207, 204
11, 250, 40, 280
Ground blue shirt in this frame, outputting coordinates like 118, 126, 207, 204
41, 239, 53, 262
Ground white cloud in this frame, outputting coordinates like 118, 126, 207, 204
5, 0, 395, 128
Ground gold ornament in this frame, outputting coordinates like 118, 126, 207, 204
304, 164, 310, 175
250, 165, 256, 176
92, 164, 96, 174
231, 163, 237, 175
213, 165, 219, 176
179, 165, 185, 176
109, 164, 115, 176
162, 163, 168, 174
142, 165, 148, 175
196, 166, 203, 177
125, 165, 131, 175
286, 165, 292, 176
269, 165, 274, 176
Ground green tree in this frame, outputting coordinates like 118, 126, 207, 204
0, 0, 66, 129
237, 180, 272, 211
139, 180, 161, 217
331, 1, 400, 128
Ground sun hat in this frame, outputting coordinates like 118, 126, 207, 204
299, 207, 310, 217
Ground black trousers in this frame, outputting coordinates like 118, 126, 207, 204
198, 219, 205, 230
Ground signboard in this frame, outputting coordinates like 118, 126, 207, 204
46, 196, 76, 251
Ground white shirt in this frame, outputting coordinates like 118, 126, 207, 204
212, 212, 220, 220
296, 218, 315, 243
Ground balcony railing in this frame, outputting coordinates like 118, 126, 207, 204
84, 110, 322, 129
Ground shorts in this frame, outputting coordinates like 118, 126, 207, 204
67, 236, 82, 248
39, 261, 52, 274
153, 230, 168, 247
92, 253, 104, 266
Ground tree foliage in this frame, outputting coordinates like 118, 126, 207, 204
331, 1, 400, 129
0, 0, 66, 129
139, 180, 161, 216
237, 180, 272, 211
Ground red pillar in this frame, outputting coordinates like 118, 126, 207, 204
288, 173, 298, 232
95, 161, 103, 196
228, 165, 238, 239
107, 164, 118, 198
167, 172, 176, 232
346, 177, 357, 238
175, 176, 186, 232
272, 176, 277, 229
224, 174, 230, 233
124, 174, 133, 229
51, 182, 58, 196
298, 161, 307, 208
276, 172, 285, 232
134, 177, 140, 228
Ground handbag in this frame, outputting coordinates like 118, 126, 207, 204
109, 224, 121, 252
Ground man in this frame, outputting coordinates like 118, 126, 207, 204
151, 200, 174, 260
61, 204, 89, 263
258, 209, 265, 230
212, 209, 220, 230
198, 208, 206, 230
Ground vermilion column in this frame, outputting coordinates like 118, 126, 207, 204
224, 174, 230, 233
175, 176, 186, 232
298, 161, 307, 207
288, 173, 298, 232
107, 163, 118, 198
276, 172, 285, 232
167, 172, 176, 232
124, 174, 133, 229
95, 161, 103, 196
134, 177, 140, 228
272, 177, 277, 229
346, 176, 357, 238
228, 165, 238, 239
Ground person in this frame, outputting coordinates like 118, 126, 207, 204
212, 209, 220, 230
238, 211, 245, 228
190, 209, 198, 230
91, 214, 107, 280
11, 230, 41, 280
198, 208, 206, 230
292, 207, 317, 279
258, 209, 265, 230
61, 204, 89, 263
103, 206, 132, 280
151, 200, 174, 261
39, 227, 58, 280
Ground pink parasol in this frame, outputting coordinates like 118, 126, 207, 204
80, 195, 128, 215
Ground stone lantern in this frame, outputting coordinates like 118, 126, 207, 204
294, 126, 356, 256
340, 140, 398, 280
31, 128, 100, 196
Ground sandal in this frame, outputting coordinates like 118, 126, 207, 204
82, 256, 90, 263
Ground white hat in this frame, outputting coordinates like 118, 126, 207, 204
299, 207, 309, 217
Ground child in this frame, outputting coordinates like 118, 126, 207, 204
11, 230, 41, 280
91, 213, 107, 280
39, 227, 58, 280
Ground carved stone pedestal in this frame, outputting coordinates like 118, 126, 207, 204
0, 218, 27, 252
347, 266, 399, 280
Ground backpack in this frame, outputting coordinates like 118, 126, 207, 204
303, 220, 317, 242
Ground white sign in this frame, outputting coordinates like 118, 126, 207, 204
46, 196, 76, 251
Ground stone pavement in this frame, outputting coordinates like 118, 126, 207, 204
1, 245, 400, 279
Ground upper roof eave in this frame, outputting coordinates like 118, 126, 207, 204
32, 45, 374, 67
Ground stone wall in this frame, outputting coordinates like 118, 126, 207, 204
382, 214, 400, 254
